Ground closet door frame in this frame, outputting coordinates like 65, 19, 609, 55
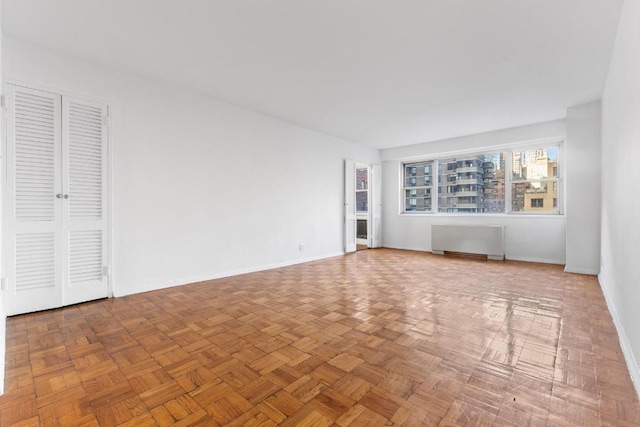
2, 80, 113, 315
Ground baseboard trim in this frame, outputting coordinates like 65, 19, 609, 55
0, 307, 6, 396
504, 255, 565, 265
114, 252, 345, 298
564, 266, 600, 275
598, 274, 640, 400
380, 247, 566, 265
379, 246, 566, 265
381, 244, 430, 253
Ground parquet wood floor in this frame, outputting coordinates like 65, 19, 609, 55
2, 249, 639, 426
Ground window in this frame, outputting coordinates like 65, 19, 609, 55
403, 161, 433, 212
403, 153, 505, 213
356, 167, 368, 212
437, 153, 504, 213
401, 144, 561, 214
531, 198, 544, 208
510, 146, 560, 213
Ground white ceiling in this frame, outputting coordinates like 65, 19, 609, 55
1, 0, 623, 149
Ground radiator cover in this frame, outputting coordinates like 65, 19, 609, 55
431, 224, 504, 260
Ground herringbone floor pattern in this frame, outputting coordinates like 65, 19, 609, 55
2, 249, 639, 426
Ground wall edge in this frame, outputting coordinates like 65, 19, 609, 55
598, 274, 640, 400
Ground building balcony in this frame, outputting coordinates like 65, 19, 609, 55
451, 190, 478, 197
454, 166, 479, 173
455, 178, 482, 185
441, 203, 479, 209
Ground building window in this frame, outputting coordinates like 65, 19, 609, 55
401, 144, 561, 214
403, 161, 433, 212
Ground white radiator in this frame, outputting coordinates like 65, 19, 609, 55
431, 224, 504, 260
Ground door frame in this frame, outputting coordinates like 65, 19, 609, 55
2, 80, 114, 314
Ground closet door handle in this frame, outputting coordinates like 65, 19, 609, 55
63, 194, 69, 199
56, 194, 62, 199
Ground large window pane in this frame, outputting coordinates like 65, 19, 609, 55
356, 167, 368, 190
356, 166, 368, 212
404, 162, 432, 187
356, 191, 368, 212
403, 161, 433, 213
437, 153, 505, 213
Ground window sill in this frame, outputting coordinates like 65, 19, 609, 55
399, 212, 566, 219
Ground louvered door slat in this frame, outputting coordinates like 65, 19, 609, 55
15, 233, 56, 291
16, 103, 55, 114
69, 146, 101, 155
15, 113, 55, 125
14, 90, 58, 223
67, 101, 104, 221
69, 231, 102, 285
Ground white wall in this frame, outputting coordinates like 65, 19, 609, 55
2, 37, 380, 297
600, 0, 640, 394
564, 101, 602, 274
381, 120, 568, 264
0, 4, 5, 396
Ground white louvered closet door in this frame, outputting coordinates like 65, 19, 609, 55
6, 85, 64, 314
5, 84, 109, 315
62, 97, 108, 306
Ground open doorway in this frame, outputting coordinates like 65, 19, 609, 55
344, 160, 380, 253
355, 164, 369, 250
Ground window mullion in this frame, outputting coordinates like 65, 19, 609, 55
433, 160, 439, 213
506, 149, 512, 213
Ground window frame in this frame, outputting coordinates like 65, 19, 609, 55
507, 144, 562, 215
400, 140, 563, 216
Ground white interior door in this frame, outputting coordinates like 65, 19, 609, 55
62, 97, 109, 306
344, 159, 356, 253
5, 85, 64, 315
370, 164, 382, 248
5, 84, 109, 315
